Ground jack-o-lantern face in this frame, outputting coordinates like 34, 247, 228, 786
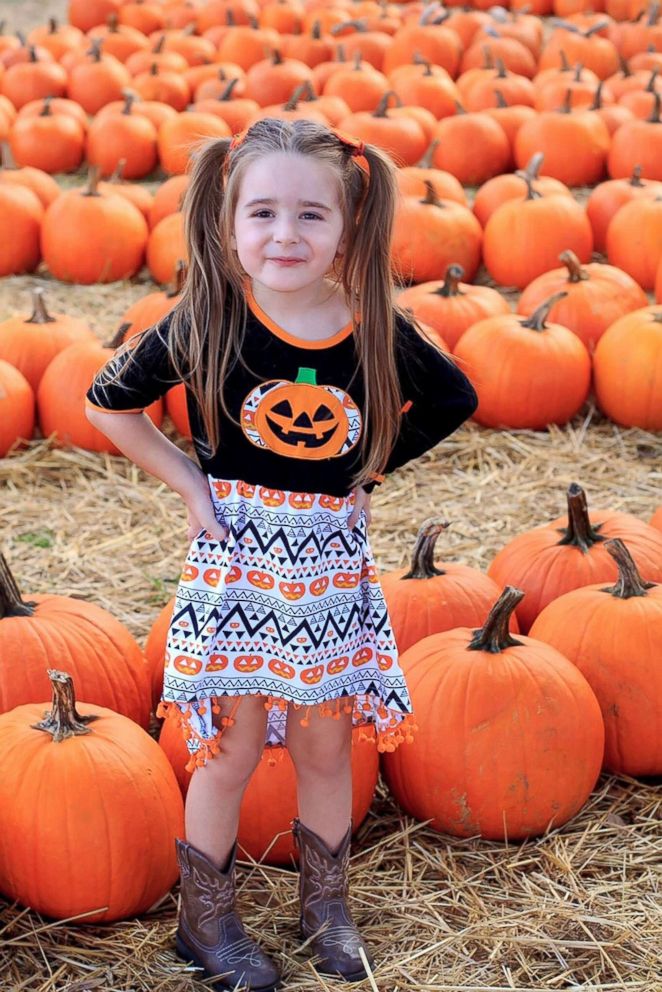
212, 480, 232, 500
234, 654, 263, 672
226, 565, 242, 583
361, 563, 379, 584
237, 481, 255, 498
203, 568, 221, 588
289, 492, 315, 510
241, 368, 362, 460
320, 494, 344, 511
352, 647, 373, 666
301, 665, 325, 685
181, 564, 198, 582
268, 658, 296, 679
377, 653, 393, 671
310, 576, 329, 596
259, 486, 285, 506
174, 654, 202, 676
248, 569, 274, 589
206, 654, 228, 672
333, 572, 359, 589
280, 580, 306, 600
327, 655, 349, 675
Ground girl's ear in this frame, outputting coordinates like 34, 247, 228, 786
230, 232, 237, 250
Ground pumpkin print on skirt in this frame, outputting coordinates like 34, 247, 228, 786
157, 476, 416, 769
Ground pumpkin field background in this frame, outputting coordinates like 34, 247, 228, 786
0, 0, 660, 988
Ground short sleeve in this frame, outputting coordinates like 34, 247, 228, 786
363, 312, 477, 489
86, 317, 182, 414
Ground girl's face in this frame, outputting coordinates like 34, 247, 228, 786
231, 151, 345, 297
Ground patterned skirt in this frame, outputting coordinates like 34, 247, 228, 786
157, 476, 417, 769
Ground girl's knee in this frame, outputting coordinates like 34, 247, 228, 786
206, 695, 268, 783
286, 701, 353, 774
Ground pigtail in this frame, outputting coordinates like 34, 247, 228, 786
343, 144, 403, 488
169, 137, 246, 457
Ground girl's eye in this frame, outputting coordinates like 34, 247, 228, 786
301, 212, 323, 221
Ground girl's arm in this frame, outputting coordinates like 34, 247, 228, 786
85, 408, 229, 543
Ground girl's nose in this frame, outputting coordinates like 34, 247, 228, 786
273, 214, 299, 245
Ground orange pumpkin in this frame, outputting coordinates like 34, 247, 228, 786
381, 518, 519, 654
381, 587, 604, 840
530, 539, 662, 777
235, 654, 264, 672
593, 305, 662, 430
279, 580, 306, 600
586, 166, 661, 252
0, 361, 34, 457
0, 670, 183, 923
0, 182, 43, 276
606, 194, 662, 290
488, 483, 662, 632
268, 658, 296, 678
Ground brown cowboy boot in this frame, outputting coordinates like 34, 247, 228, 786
175, 838, 281, 992
292, 818, 376, 982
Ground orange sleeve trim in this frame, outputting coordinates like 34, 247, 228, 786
85, 397, 145, 415
400, 399, 413, 414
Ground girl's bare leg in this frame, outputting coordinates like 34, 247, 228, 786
286, 698, 354, 852
184, 695, 268, 868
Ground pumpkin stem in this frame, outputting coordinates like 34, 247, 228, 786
108, 158, 127, 183
629, 164, 644, 186
495, 58, 507, 79
559, 250, 588, 283
435, 263, 465, 298
648, 90, 661, 124
105, 322, 132, 349
352, 49, 362, 70
573, 61, 584, 82
519, 291, 568, 331
646, 65, 660, 91
560, 89, 573, 114
416, 138, 438, 168
26, 287, 56, 325
494, 89, 509, 108
480, 45, 495, 70
400, 518, 449, 579
522, 151, 544, 181
295, 366, 317, 385
590, 80, 604, 110
152, 33, 165, 54
556, 482, 605, 552
84, 164, 102, 197
311, 20, 322, 40
168, 259, 187, 298
0, 554, 37, 619
420, 180, 445, 207
618, 54, 632, 77
603, 538, 655, 599
559, 49, 571, 73
31, 670, 97, 742
467, 587, 524, 654
519, 168, 543, 201
373, 90, 401, 117
271, 49, 283, 65
1, 139, 17, 168
122, 91, 136, 115
219, 77, 240, 101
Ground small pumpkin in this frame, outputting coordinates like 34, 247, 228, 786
430, 105, 512, 186
0, 670, 183, 923
381, 587, 604, 840
472, 151, 572, 228
0, 181, 43, 276
593, 305, 662, 430
86, 90, 159, 179
605, 194, 662, 290
9, 96, 86, 174
0, 361, 33, 457
586, 165, 661, 252
607, 90, 662, 180
487, 482, 662, 632
381, 518, 519, 654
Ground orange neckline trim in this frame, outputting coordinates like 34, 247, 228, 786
245, 284, 355, 350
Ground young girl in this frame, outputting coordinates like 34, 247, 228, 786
86, 118, 477, 992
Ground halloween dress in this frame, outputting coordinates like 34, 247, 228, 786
86, 287, 477, 769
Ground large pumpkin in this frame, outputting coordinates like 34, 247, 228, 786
381, 517, 518, 654
0, 554, 151, 726
488, 483, 662, 632
530, 539, 662, 777
159, 716, 378, 865
0, 360, 34, 457
381, 587, 604, 840
0, 670, 183, 922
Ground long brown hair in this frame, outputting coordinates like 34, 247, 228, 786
111, 119, 434, 489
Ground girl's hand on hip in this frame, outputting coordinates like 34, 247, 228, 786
181, 472, 230, 544
347, 487, 372, 529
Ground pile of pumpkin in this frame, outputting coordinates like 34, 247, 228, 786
0, 482, 661, 924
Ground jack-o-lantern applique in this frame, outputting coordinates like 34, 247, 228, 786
181, 564, 198, 582
237, 481, 255, 498
259, 486, 286, 506
279, 580, 306, 600
226, 565, 242, 583
241, 367, 362, 460
327, 655, 349, 675
206, 654, 229, 672
361, 563, 379, 584
248, 569, 274, 589
333, 572, 359, 589
212, 480, 232, 500
377, 653, 393, 671
268, 658, 296, 679
235, 654, 263, 672
301, 665, 325, 685
289, 492, 315, 510
203, 568, 221, 588
352, 647, 373, 666
310, 576, 329, 596
320, 494, 344, 511
174, 655, 202, 676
